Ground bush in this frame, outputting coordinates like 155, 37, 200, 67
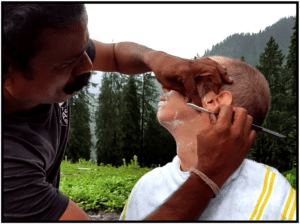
282, 168, 296, 190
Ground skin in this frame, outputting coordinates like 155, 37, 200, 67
158, 85, 234, 172
4, 21, 92, 116
4, 19, 255, 221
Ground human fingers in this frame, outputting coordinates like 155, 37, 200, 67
199, 58, 232, 84
245, 114, 254, 137
231, 107, 248, 136
240, 129, 257, 159
194, 58, 232, 84
156, 75, 184, 93
181, 74, 205, 107
246, 115, 257, 153
213, 105, 234, 132
181, 73, 198, 98
249, 130, 257, 148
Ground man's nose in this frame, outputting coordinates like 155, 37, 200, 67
75, 51, 93, 76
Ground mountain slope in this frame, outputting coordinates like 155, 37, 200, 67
202, 16, 295, 66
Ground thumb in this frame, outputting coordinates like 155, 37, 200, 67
161, 79, 184, 93
183, 75, 197, 98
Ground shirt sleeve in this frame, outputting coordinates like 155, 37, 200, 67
3, 142, 69, 221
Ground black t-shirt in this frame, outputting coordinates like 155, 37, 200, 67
3, 40, 96, 221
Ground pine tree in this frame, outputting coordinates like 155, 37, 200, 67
283, 19, 297, 169
285, 19, 297, 99
240, 55, 245, 62
256, 36, 285, 95
94, 72, 125, 166
65, 79, 96, 163
248, 36, 292, 172
120, 75, 141, 165
138, 73, 160, 166
143, 110, 176, 167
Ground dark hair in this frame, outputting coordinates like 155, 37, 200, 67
3, 3, 87, 80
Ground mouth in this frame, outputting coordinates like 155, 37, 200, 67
159, 96, 166, 101
64, 72, 91, 95
158, 101, 167, 107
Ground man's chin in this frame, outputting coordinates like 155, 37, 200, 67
57, 92, 76, 103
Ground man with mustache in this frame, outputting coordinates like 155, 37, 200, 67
121, 56, 296, 221
3, 4, 255, 221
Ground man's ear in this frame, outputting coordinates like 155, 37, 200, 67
3, 65, 21, 96
201, 91, 232, 111
215, 91, 232, 106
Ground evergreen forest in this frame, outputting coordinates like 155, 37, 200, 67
65, 17, 297, 173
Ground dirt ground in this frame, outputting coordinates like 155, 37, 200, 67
86, 210, 122, 221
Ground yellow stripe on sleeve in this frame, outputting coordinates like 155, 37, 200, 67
249, 169, 271, 220
280, 187, 294, 220
122, 199, 130, 221
255, 172, 276, 220
288, 190, 296, 220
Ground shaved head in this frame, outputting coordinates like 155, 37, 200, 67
202, 56, 270, 126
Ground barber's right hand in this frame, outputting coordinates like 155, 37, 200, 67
195, 105, 257, 188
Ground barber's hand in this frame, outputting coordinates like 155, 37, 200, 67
195, 105, 257, 188
149, 53, 232, 106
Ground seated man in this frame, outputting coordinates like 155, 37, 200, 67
120, 56, 296, 221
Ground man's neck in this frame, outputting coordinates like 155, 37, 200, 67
173, 129, 198, 172
4, 96, 41, 117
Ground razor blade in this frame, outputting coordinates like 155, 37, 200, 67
186, 103, 287, 140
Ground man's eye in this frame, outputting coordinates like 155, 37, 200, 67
61, 59, 76, 67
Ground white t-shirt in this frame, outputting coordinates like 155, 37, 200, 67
120, 156, 296, 221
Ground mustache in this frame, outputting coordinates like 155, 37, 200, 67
64, 72, 91, 95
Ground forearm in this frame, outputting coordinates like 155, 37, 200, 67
114, 42, 166, 75
144, 173, 214, 220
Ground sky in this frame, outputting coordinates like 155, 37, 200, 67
85, 3, 296, 94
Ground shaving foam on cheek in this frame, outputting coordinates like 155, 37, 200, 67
164, 90, 176, 100
160, 111, 184, 131
172, 111, 184, 130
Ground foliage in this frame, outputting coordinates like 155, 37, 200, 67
142, 110, 176, 167
93, 72, 176, 168
65, 74, 97, 163
60, 156, 152, 212
137, 73, 161, 167
282, 167, 297, 190
247, 33, 297, 172
285, 18, 297, 97
120, 75, 141, 166
94, 72, 126, 166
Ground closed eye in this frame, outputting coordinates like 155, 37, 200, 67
60, 58, 77, 67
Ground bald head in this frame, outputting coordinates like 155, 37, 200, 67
202, 56, 270, 126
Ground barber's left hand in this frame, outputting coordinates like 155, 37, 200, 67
147, 52, 232, 106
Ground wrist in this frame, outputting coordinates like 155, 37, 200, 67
142, 50, 167, 72
189, 172, 215, 199
189, 168, 220, 197
195, 165, 225, 189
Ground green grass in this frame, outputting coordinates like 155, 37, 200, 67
60, 157, 297, 212
59, 156, 152, 212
